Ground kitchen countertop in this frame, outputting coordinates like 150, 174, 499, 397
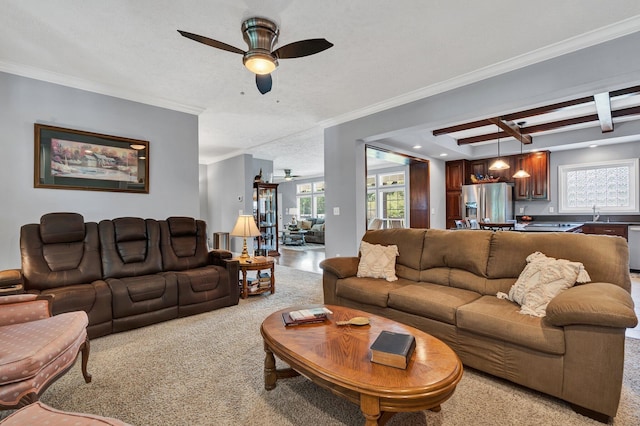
518, 222, 583, 232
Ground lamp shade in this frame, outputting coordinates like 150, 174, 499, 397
230, 215, 261, 238
489, 159, 510, 170
512, 168, 531, 178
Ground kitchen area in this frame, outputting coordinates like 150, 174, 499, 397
446, 157, 640, 271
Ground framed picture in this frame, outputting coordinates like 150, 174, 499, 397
34, 124, 149, 194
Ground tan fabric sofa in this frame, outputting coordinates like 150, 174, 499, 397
320, 229, 638, 421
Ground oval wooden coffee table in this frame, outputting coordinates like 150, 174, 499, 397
261, 305, 463, 425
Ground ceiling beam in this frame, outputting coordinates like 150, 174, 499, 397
432, 96, 593, 136
593, 92, 613, 132
487, 118, 532, 144
457, 105, 640, 144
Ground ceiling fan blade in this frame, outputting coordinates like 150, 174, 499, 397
177, 30, 245, 55
273, 38, 333, 59
256, 74, 272, 94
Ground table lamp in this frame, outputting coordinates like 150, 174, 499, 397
231, 215, 261, 259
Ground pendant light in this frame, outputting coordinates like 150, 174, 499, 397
488, 132, 509, 171
512, 122, 531, 178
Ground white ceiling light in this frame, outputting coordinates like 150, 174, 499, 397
488, 133, 509, 171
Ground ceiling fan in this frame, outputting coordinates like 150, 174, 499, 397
275, 169, 300, 182
178, 17, 333, 94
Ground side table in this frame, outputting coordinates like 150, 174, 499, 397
234, 256, 275, 299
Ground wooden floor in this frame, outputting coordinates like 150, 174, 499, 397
275, 247, 325, 274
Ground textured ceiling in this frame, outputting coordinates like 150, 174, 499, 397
2, 1, 640, 179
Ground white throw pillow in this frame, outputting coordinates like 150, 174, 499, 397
497, 251, 591, 317
357, 241, 399, 282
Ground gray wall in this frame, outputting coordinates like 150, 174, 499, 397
0, 72, 199, 269
203, 155, 275, 253
324, 31, 640, 258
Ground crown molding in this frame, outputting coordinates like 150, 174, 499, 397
321, 16, 640, 129
0, 61, 205, 115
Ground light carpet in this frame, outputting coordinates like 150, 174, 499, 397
4, 265, 638, 425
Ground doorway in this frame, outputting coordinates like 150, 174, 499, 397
365, 146, 430, 230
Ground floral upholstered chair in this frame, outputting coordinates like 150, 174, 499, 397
0, 294, 91, 409
0, 401, 131, 426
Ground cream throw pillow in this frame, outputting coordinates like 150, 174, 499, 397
357, 241, 399, 282
497, 251, 591, 317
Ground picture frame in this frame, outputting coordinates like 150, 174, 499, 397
34, 124, 149, 194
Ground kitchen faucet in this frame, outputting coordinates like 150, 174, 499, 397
592, 205, 600, 222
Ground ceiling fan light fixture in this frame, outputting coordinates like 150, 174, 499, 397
243, 52, 277, 75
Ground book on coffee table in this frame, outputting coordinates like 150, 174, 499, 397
370, 330, 416, 369
281, 307, 333, 327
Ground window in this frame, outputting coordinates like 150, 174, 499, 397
379, 172, 405, 187
367, 191, 377, 221
559, 158, 639, 213
367, 171, 406, 224
297, 181, 325, 218
380, 189, 405, 218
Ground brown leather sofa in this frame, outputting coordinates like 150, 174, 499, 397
1, 213, 239, 339
320, 228, 638, 421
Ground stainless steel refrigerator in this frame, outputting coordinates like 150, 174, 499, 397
461, 183, 514, 228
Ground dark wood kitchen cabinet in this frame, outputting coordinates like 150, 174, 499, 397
445, 160, 467, 190
581, 223, 628, 240
514, 151, 550, 201
445, 160, 469, 228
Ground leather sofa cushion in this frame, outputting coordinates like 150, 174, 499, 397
108, 274, 178, 318
160, 219, 209, 271
21, 221, 103, 290
167, 217, 197, 237
43, 242, 84, 272
114, 217, 147, 243
421, 229, 492, 277
99, 219, 162, 278
388, 283, 481, 325
457, 296, 565, 355
39, 213, 85, 244
335, 276, 408, 307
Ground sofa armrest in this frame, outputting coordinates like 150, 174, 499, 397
0, 294, 52, 326
319, 257, 359, 279
208, 249, 233, 266
0, 269, 24, 295
546, 283, 638, 328
0, 269, 22, 286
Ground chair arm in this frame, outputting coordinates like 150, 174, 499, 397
319, 257, 360, 279
0, 269, 22, 286
208, 249, 233, 266
0, 294, 52, 326
546, 282, 638, 328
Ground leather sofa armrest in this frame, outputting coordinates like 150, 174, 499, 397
319, 257, 359, 279
546, 283, 638, 328
0, 269, 22, 285
208, 249, 233, 265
